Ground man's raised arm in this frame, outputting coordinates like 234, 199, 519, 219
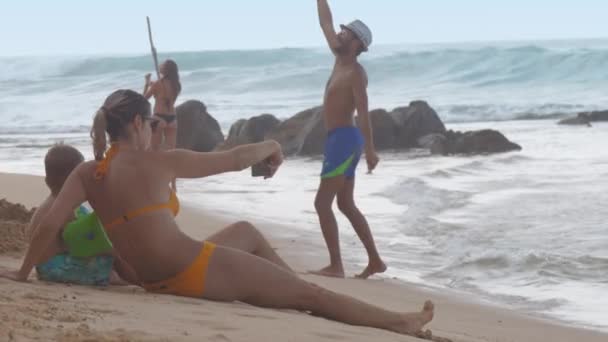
317, 0, 340, 53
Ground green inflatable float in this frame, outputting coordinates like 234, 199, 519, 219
62, 205, 113, 257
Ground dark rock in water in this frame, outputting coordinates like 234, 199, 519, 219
515, 112, 570, 121
176, 100, 224, 152
558, 113, 592, 127
355, 109, 399, 150
226, 119, 248, 142
391, 101, 446, 148
418, 133, 448, 155
562, 110, 608, 125
587, 110, 608, 122
269, 106, 399, 156
212, 100, 520, 157
405, 102, 521, 155
419, 130, 521, 155
446, 129, 522, 155
266, 107, 325, 156
218, 114, 281, 150
268, 101, 444, 156
266, 103, 518, 156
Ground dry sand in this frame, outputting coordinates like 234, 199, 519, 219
1, 172, 606, 342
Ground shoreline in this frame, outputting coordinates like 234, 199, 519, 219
1, 172, 607, 341
0, 117, 600, 136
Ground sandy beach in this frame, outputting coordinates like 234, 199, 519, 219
1, 172, 606, 342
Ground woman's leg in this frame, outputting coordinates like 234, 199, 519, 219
203, 246, 434, 336
205, 221, 293, 272
150, 118, 167, 151
164, 120, 177, 150
165, 121, 178, 191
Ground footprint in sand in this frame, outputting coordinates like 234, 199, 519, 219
337, 327, 377, 337
190, 309, 213, 317
22, 293, 56, 302
209, 333, 232, 342
173, 297, 205, 306
196, 320, 239, 333
55, 314, 87, 323
0, 294, 14, 303
234, 312, 278, 320
313, 332, 348, 340
90, 308, 121, 315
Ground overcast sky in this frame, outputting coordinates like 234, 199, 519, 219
1, 0, 606, 56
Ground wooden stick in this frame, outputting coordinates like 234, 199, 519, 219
146, 16, 160, 79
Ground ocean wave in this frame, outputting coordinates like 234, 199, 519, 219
14, 143, 57, 149
380, 178, 471, 237
434, 251, 608, 284
3, 43, 608, 83
435, 103, 593, 123
370, 44, 608, 84
2, 41, 608, 128
0, 125, 90, 135
0, 48, 327, 80
488, 154, 534, 165
512, 112, 571, 121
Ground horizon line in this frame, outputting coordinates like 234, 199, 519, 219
1, 36, 607, 59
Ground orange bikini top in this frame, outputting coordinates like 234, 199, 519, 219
95, 144, 180, 230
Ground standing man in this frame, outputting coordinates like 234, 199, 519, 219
312, 0, 386, 279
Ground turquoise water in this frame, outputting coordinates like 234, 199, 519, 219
1, 39, 607, 133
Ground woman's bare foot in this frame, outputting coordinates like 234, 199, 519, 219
309, 265, 345, 278
391, 300, 435, 336
109, 271, 130, 286
415, 330, 454, 342
355, 259, 387, 279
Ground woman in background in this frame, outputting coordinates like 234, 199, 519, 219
144, 59, 181, 191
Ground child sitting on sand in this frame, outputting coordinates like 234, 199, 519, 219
24, 144, 138, 286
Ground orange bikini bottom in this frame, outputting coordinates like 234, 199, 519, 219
143, 242, 216, 297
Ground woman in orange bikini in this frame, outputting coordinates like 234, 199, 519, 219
1, 89, 436, 338
144, 59, 181, 191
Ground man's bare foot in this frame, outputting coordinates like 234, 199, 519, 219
355, 259, 387, 279
392, 300, 435, 336
308, 265, 345, 278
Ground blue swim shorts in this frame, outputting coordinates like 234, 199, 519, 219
320, 126, 364, 179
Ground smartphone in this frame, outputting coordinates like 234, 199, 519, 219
251, 161, 272, 178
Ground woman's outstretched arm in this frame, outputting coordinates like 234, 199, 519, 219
164, 140, 283, 179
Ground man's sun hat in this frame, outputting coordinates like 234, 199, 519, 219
340, 20, 372, 51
